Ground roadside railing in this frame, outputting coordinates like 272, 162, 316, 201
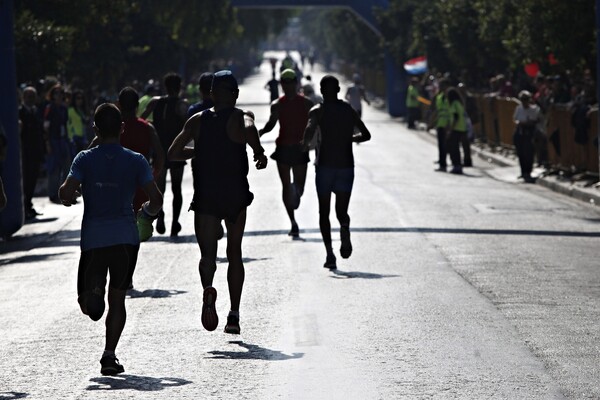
459, 95, 598, 174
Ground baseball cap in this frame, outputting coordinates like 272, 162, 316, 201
280, 69, 297, 81
211, 70, 238, 91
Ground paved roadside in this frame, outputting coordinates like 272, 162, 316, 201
410, 124, 600, 207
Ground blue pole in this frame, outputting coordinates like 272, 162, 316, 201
0, 0, 24, 237
385, 52, 406, 117
596, 0, 600, 172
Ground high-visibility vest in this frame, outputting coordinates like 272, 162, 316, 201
434, 93, 450, 128
406, 85, 419, 108
448, 100, 467, 132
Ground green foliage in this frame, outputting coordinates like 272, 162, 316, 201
14, 1, 292, 90
15, 10, 75, 82
376, 0, 596, 84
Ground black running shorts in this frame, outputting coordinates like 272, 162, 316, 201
270, 144, 310, 166
77, 244, 139, 296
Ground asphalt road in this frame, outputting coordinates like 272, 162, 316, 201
0, 53, 598, 399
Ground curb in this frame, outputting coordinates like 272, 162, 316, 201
421, 128, 600, 208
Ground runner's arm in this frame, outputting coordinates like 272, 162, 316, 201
304, 97, 315, 113
140, 179, 163, 216
361, 87, 371, 106
352, 109, 372, 143
258, 101, 279, 136
140, 97, 158, 120
243, 112, 267, 170
58, 176, 81, 207
302, 106, 320, 151
148, 123, 165, 177
168, 114, 199, 162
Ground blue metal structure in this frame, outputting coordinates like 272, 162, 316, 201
0, 0, 24, 237
231, 0, 407, 118
597, 0, 600, 171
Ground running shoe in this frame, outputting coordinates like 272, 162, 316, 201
224, 314, 241, 334
170, 221, 181, 237
340, 226, 352, 259
156, 211, 166, 234
288, 222, 299, 238
100, 355, 125, 376
201, 286, 219, 331
323, 254, 337, 270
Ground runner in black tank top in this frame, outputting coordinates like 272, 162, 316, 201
191, 107, 253, 221
167, 70, 267, 335
303, 75, 371, 270
141, 72, 188, 237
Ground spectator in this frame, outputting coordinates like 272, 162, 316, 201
446, 87, 468, 174
549, 75, 571, 104
19, 86, 45, 219
406, 77, 421, 129
67, 89, 90, 155
513, 90, 540, 183
43, 84, 71, 203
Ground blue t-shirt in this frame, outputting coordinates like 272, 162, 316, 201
188, 98, 214, 118
68, 143, 154, 251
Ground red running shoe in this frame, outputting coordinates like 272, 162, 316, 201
201, 286, 218, 331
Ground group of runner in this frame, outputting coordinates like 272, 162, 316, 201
58, 65, 371, 376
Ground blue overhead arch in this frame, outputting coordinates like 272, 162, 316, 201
232, 0, 407, 118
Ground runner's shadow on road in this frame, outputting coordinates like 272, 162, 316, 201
150, 235, 196, 243
0, 392, 29, 400
329, 269, 401, 279
127, 289, 187, 299
87, 375, 192, 391
215, 257, 271, 264
206, 340, 303, 361
0, 252, 71, 267
24, 217, 58, 224
0, 229, 80, 254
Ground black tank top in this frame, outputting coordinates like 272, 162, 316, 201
317, 100, 355, 168
153, 96, 185, 147
192, 107, 249, 201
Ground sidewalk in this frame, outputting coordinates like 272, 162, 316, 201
411, 121, 600, 207
473, 142, 600, 206
0, 195, 81, 263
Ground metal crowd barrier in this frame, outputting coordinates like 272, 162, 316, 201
475, 96, 598, 174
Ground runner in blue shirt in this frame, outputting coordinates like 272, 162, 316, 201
59, 103, 163, 376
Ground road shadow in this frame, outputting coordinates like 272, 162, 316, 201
215, 257, 271, 264
87, 374, 192, 391
0, 251, 71, 267
0, 229, 80, 255
23, 217, 58, 224
206, 340, 303, 361
329, 269, 401, 280
243, 227, 600, 238
127, 288, 187, 299
150, 235, 196, 243
0, 392, 28, 400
